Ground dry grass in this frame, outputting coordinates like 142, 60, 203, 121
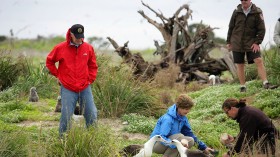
228, 134, 280, 157
158, 91, 174, 106
153, 64, 180, 89
184, 81, 210, 93
152, 63, 210, 93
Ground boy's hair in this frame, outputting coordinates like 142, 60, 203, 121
176, 94, 194, 109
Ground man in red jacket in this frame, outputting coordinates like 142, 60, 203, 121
46, 24, 98, 137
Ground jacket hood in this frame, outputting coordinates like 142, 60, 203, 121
167, 104, 186, 121
66, 29, 84, 45
66, 29, 71, 44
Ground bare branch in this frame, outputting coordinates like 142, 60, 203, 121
141, 0, 169, 21
107, 37, 119, 49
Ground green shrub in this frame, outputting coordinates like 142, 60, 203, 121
14, 59, 58, 99
93, 55, 157, 118
121, 113, 156, 135
263, 47, 280, 84
0, 120, 19, 132
0, 35, 7, 42
0, 87, 20, 102
0, 50, 28, 91
0, 101, 28, 112
0, 50, 57, 99
254, 89, 280, 118
0, 101, 35, 123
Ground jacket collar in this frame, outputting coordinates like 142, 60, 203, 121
236, 3, 258, 14
167, 104, 186, 121
70, 41, 83, 47
235, 106, 246, 122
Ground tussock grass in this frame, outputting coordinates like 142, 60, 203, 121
0, 124, 123, 157
0, 129, 29, 157
14, 58, 58, 99
93, 55, 158, 118
45, 125, 121, 157
0, 50, 28, 91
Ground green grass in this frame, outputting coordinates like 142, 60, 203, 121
0, 39, 280, 156
0, 80, 279, 156
121, 113, 157, 135
0, 36, 65, 52
0, 100, 60, 123
0, 124, 123, 157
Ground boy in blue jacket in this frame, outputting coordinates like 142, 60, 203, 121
150, 94, 213, 157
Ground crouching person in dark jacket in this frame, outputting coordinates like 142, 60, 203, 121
221, 98, 279, 157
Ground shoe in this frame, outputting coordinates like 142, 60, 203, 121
240, 87, 246, 92
263, 83, 279, 89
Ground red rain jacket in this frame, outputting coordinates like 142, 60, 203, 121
46, 29, 98, 92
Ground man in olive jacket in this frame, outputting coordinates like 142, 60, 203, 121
226, 0, 278, 92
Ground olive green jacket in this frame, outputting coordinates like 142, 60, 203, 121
226, 4, 265, 52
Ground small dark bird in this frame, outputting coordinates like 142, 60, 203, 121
54, 96, 62, 112
29, 87, 39, 102
54, 95, 81, 115
74, 105, 82, 115
121, 144, 143, 157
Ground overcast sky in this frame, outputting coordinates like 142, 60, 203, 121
1, 0, 279, 49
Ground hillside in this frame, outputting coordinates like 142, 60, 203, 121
0, 38, 279, 156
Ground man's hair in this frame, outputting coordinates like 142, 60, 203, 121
175, 94, 194, 109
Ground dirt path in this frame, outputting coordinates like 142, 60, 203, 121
98, 118, 149, 140
17, 118, 149, 141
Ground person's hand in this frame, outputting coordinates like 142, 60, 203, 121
251, 43, 260, 53
57, 79, 61, 86
224, 134, 234, 145
220, 133, 234, 145
226, 44, 232, 51
203, 147, 215, 154
227, 134, 234, 143
222, 152, 230, 157
180, 139, 189, 148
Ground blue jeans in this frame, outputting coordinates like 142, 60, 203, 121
59, 85, 97, 136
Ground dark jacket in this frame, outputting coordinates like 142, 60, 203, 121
227, 3, 265, 52
46, 29, 98, 92
150, 104, 207, 150
231, 106, 277, 155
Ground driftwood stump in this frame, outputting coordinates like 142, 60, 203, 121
107, 2, 237, 84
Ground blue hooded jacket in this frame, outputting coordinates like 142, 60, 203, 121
150, 104, 207, 150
